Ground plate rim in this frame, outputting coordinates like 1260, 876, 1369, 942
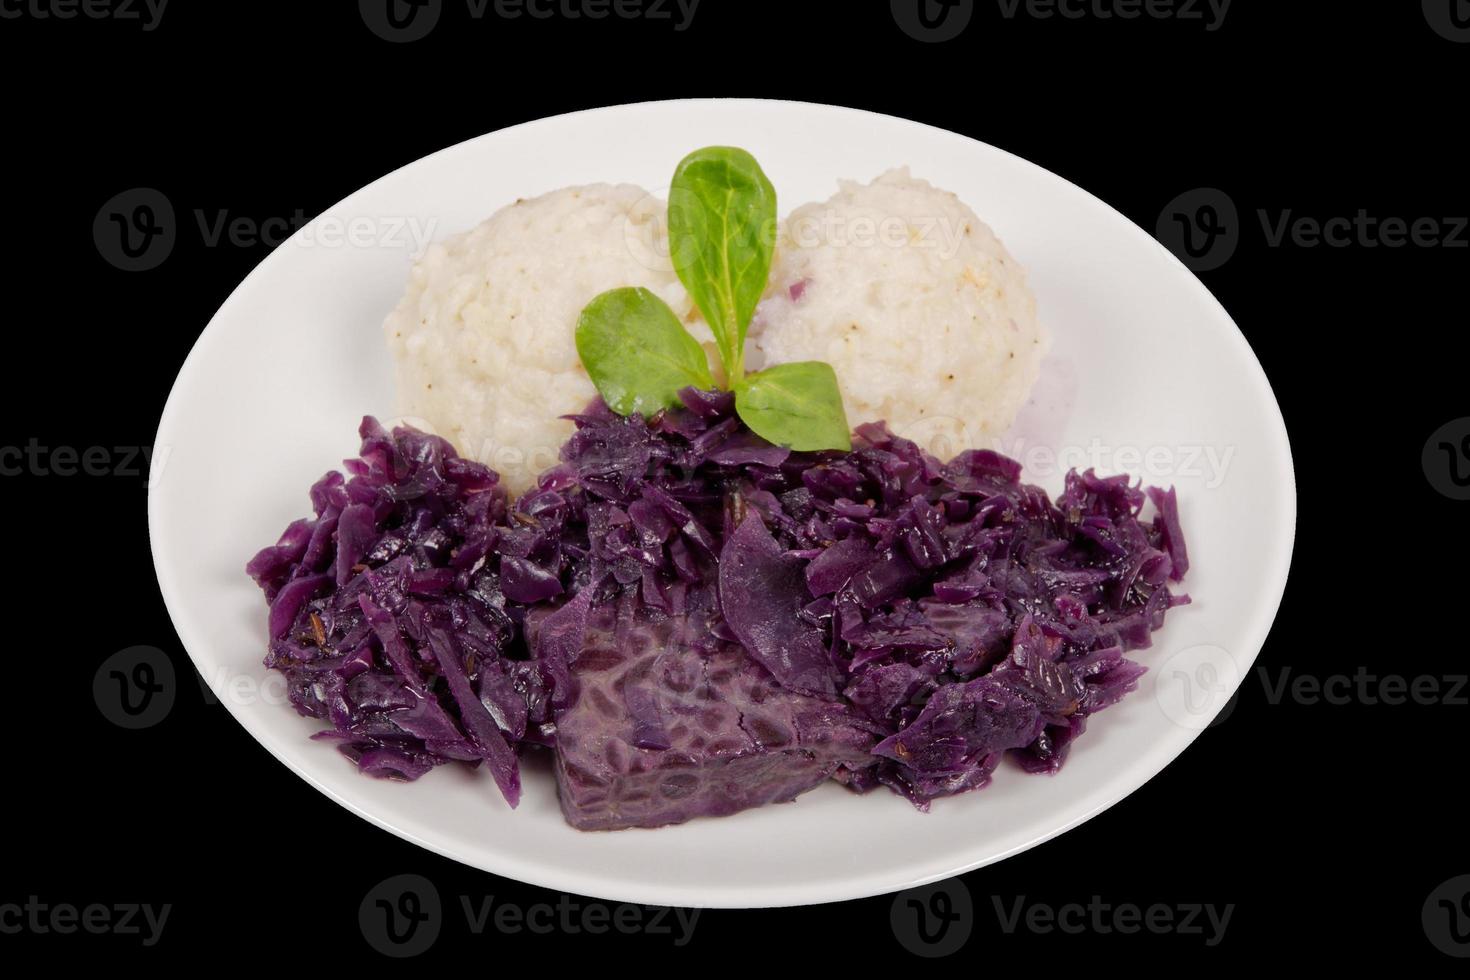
148, 97, 1297, 908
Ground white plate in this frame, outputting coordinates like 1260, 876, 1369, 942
149, 99, 1295, 908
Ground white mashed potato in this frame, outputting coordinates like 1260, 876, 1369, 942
751, 169, 1046, 459
384, 184, 696, 494
386, 170, 1044, 495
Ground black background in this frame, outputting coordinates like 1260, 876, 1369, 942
4, 0, 1465, 965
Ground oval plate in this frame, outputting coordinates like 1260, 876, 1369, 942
149, 99, 1295, 908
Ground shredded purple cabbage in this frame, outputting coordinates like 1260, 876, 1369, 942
245, 418, 552, 804
527, 392, 1189, 811
248, 391, 1189, 825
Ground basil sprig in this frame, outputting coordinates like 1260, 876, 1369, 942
576, 147, 851, 452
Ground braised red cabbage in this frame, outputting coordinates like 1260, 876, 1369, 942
245, 418, 552, 804
548, 600, 878, 830
248, 392, 1189, 823
525, 395, 1189, 809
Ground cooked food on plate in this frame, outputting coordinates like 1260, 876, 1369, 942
383, 183, 694, 494
756, 169, 1046, 459
248, 148, 1189, 832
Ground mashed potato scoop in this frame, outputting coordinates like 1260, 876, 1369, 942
385, 168, 1044, 492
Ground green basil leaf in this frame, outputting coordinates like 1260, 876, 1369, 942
734, 362, 852, 452
575, 287, 714, 416
668, 146, 778, 384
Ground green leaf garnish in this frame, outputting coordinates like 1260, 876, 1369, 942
573, 148, 850, 453
575, 287, 714, 416
668, 146, 778, 385
734, 362, 852, 452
